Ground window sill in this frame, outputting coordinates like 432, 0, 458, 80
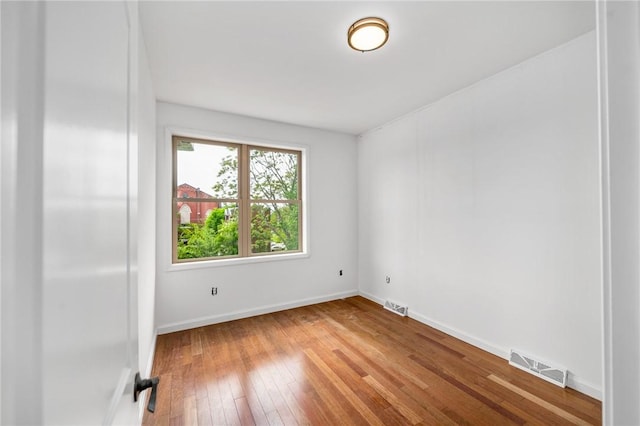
167, 251, 309, 272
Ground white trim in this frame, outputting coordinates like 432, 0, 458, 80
163, 126, 310, 271
157, 290, 358, 334
566, 375, 602, 402
358, 291, 603, 401
596, 0, 614, 422
166, 126, 310, 153
168, 252, 310, 272
358, 290, 508, 359
144, 331, 158, 379
137, 330, 158, 423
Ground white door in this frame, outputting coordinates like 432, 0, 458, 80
1, 1, 139, 424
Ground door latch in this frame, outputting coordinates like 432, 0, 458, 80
133, 372, 160, 413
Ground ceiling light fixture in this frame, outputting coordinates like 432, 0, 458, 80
347, 17, 389, 52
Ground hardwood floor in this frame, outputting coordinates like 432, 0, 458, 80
143, 296, 601, 425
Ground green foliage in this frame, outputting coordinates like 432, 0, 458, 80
177, 207, 238, 259
205, 207, 225, 231
277, 203, 299, 250
176, 223, 217, 259
212, 215, 238, 256
249, 203, 299, 253
250, 205, 272, 253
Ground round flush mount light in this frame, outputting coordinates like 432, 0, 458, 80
347, 17, 389, 52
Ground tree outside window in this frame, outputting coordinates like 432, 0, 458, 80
173, 136, 302, 263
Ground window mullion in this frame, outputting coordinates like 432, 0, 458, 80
298, 150, 303, 251
240, 144, 251, 257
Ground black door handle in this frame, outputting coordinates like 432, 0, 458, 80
133, 372, 160, 413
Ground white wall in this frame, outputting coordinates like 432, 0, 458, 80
155, 102, 358, 332
137, 29, 157, 379
598, 1, 640, 423
358, 32, 602, 397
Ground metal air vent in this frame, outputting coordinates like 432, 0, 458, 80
509, 349, 567, 388
383, 300, 408, 317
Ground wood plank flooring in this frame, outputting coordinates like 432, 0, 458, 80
142, 296, 601, 425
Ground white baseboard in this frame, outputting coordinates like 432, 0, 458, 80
358, 290, 384, 305
566, 375, 602, 401
157, 289, 359, 334
358, 291, 602, 401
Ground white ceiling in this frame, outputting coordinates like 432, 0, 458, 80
140, 1, 595, 135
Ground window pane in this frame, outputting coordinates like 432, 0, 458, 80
176, 202, 239, 260
249, 149, 298, 200
250, 202, 299, 254
176, 140, 238, 199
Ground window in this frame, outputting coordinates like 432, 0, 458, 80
172, 135, 302, 263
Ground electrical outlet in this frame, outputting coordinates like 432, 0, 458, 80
339, 269, 343, 276
211, 287, 218, 296
385, 276, 391, 284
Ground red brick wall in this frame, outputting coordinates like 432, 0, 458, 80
176, 184, 219, 224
